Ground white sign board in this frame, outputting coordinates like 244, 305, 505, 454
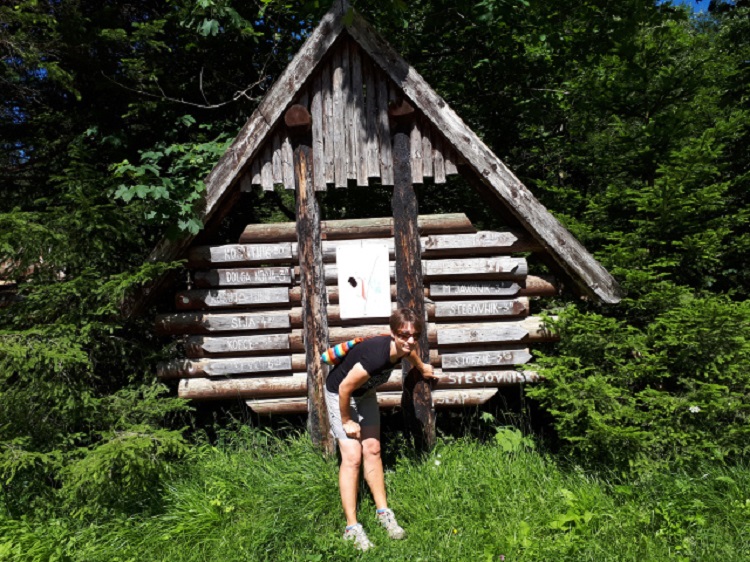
336, 243, 392, 320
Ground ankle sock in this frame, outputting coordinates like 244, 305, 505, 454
346, 523, 360, 531
376, 508, 388, 515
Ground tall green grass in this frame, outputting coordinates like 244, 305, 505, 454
2, 425, 749, 561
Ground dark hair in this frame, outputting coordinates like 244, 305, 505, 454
389, 308, 424, 335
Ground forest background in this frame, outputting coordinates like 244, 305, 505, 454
1, 0, 749, 559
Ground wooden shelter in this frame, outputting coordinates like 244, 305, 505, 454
140, 0, 621, 452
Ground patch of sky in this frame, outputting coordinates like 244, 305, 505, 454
658, 0, 708, 12
11, 106, 27, 124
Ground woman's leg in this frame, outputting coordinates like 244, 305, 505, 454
338, 438, 363, 526
361, 425, 387, 510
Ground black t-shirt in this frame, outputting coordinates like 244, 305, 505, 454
325, 335, 400, 396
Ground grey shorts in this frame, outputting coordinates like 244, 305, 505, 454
325, 387, 380, 440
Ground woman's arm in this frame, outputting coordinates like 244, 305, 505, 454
406, 348, 437, 378
338, 362, 370, 439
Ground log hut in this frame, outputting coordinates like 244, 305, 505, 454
131, 0, 621, 452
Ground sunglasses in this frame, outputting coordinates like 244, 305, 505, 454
396, 331, 421, 340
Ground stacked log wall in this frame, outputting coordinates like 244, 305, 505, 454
156, 213, 558, 414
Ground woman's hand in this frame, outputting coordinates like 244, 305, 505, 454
343, 420, 361, 439
420, 364, 438, 379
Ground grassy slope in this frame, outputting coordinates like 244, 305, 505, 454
2, 427, 749, 561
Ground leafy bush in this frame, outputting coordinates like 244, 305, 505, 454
528, 295, 750, 469
59, 426, 189, 519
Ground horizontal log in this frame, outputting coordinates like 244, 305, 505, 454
157, 313, 555, 345
180, 280, 545, 310
189, 264, 558, 297
246, 389, 498, 414
429, 276, 557, 298
155, 311, 291, 334
176, 277, 532, 312
238, 213, 475, 243
189, 238, 532, 269
198, 265, 548, 292
180, 373, 308, 400
175, 288, 530, 318
184, 315, 538, 358
161, 346, 532, 378
178, 318, 555, 358
179, 369, 541, 401
188, 324, 394, 357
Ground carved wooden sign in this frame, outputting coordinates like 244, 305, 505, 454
423, 257, 528, 279
194, 267, 293, 288
160, 356, 294, 378
433, 299, 529, 319
189, 243, 294, 267
429, 281, 520, 298
185, 334, 291, 356
440, 348, 532, 370
437, 325, 529, 346
423, 231, 541, 255
175, 287, 290, 310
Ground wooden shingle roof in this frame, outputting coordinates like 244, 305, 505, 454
132, 0, 620, 315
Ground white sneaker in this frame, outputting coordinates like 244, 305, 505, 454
343, 523, 374, 551
376, 508, 405, 539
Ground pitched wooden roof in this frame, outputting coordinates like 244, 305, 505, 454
132, 0, 620, 315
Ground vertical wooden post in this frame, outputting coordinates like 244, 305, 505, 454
389, 98, 436, 451
285, 104, 334, 455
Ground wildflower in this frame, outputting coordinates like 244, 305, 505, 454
434, 460, 441, 466
689, 405, 701, 414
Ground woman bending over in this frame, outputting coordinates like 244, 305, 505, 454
324, 308, 436, 550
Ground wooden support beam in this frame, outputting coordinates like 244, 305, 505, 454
287, 103, 333, 454
392, 110, 435, 450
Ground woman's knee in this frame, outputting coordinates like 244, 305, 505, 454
362, 437, 381, 459
339, 443, 363, 470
